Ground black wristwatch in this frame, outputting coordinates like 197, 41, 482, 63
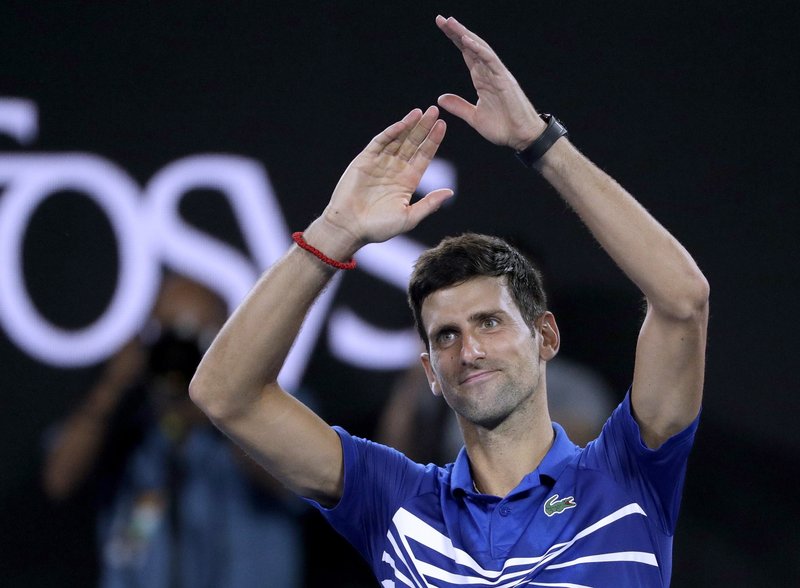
514, 113, 568, 168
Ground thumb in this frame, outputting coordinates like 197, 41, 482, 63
437, 94, 475, 126
406, 188, 454, 228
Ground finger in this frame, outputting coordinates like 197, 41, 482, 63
436, 15, 492, 53
437, 94, 476, 126
436, 15, 479, 71
409, 119, 447, 172
368, 109, 422, 155
406, 188, 455, 229
435, 14, 465, 51
366, 109, 423, 156
397, 105, 439, 161
461, 34, 506, 77
451, 17, 493, 52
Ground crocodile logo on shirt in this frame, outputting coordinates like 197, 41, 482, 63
544, 494, 577, 517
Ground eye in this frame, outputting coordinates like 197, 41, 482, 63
482, 317, 499, 329
436, 330, 457, 345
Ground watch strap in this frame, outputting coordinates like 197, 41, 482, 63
515, 113, 568, 168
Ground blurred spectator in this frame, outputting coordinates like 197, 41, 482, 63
42, 275, 304, 588
545, 355, 616, 446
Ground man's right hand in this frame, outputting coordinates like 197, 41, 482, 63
319, 106, 453, 251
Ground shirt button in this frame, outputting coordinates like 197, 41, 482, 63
499, 506, 511, 517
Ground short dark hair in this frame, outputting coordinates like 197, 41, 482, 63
408, 233, 547, 348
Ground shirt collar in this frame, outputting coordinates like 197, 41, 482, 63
449, 422, 578, 497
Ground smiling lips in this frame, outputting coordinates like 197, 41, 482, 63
459, 370, 498, 385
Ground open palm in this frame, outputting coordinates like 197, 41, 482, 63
324, 106, 454, 244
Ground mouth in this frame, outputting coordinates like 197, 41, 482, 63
459, 370, 498, 385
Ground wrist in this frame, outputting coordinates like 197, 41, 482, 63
300, 218, 362, 267
512, 118, 548, 152
514, 113, 569, 168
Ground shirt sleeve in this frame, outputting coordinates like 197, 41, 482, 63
581, 390, 700, 535
303, 426, 428, 565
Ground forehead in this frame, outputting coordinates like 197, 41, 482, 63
420, 275, 522, 330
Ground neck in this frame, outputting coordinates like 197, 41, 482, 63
461, 388, 554, 498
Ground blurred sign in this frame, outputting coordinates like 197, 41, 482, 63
0, 98, 456, 388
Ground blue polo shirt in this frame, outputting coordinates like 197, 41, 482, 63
311, 392, 698, 587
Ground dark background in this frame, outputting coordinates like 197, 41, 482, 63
1, 1, 798, 586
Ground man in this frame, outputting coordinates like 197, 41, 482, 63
191, 15, 708, 587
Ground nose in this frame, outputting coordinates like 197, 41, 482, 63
460, 332, 485, 365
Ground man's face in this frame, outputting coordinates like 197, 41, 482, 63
420, 276, 555, 430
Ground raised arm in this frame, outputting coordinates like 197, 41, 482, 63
436, 16, 709, 448
189, 107, 452, 505
43, 339, 145, 500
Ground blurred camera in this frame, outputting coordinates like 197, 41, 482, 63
146, 328, 204, 382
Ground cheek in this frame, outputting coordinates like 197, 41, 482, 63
431, 353, 459, 381
431, 344, 455, 365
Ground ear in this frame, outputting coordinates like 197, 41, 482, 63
536, 312, 560, 361
420, 352, 441, 396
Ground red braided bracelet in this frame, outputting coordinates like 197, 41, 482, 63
292, 232, 357, 270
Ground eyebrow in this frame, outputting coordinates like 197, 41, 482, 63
469, 309, 506, 323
